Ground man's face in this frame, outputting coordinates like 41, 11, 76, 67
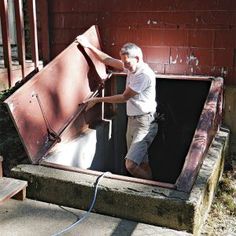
120, 54, 139, 72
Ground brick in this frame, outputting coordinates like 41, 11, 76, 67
74, 13, 99, 28
152, 29, 188, 46
104, 10, 235, 30
106, 0, 176, 12
51, 29, 77, 44
51, 14, 63, 28
101, 12, 122, 27
170, 47, 190, 65
135, 29, 153, 46
164, 64, 192, 75
99, 12, 116, 27
192, 65, 212, 76
193, 65, 223, 77
51, 13, 99, 30
188, 30, 214, 48
123, 13, 142, 28
138, 0, 177, 11
106, 0, 143, 12
151, 30, 165, 45
111, 28, 138, 45
174, 0, 218, 11
214, 30, 236, 48
213, 49, 234, 67
194, 11, 236, 29
105, 45, 121, 58
106, 12, 160, 28
101, 26, 146, 47
147, 63, 165, 74
189, 48, 213, 66
143, 46, 170, 64
154, 12, 197, 29
217, 0, 236, 11
104, 27, 152, 52
51, 45, 67, 58
99, 28, 117, 47
226, 68, 236, 85
50, 0, 99, 13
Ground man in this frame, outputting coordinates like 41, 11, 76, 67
77, 36, 158, 180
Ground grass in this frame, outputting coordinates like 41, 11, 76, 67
0, 88, 29, 176
214, 171, 236, 216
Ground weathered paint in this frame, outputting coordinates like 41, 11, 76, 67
4, 26, 223, 193
4, 26, 106, 163
38, 0, 236, 85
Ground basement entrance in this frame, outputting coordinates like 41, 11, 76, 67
4, 26, 223, 193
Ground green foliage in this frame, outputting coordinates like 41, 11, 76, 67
215, 172, 236, 216
0, 88, 29, 176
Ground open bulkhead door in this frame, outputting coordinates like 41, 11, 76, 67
4, 25, 108, 164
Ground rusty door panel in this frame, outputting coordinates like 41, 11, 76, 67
82, 25, 108, 80
176, 77, 223, 192
4, 26, 106, 164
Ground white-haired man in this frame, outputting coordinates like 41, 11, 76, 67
77, 36, 158, 180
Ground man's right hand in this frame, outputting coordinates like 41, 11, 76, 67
76, 35, 91, 48
83, 97, 99, 111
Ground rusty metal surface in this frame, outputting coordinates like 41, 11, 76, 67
27, 0, 39, 69
4, 25, 106, 164
41, 161, 176, 189
14, 0, 26, 78
81, 25, 108, 80
0, 0, 12, 87
175, 77, 223, 192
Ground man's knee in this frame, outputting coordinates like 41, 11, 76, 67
125, 159, 138, 173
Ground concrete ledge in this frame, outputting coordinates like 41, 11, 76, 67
11, 127, 229, 235
190, 126, 229, 235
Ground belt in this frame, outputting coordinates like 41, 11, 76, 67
128, 112, 154, 119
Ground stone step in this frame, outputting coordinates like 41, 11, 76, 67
0, 177, 27, 204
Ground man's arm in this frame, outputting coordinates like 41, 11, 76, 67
76, 35, 124, 71
84, 87, 137, 110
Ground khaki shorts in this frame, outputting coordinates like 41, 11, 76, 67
125, 112, 158, 165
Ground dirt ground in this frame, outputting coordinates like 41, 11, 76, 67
202, 171, 236, 235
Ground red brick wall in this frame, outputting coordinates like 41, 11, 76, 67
44, 0, 236, 85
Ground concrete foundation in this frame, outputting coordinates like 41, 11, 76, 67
10, 127, 229, 235
224, 85, 236, 135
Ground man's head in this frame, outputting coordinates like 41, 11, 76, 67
120, 43, 143, 72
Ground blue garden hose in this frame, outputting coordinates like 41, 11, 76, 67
51, 171, 111, 236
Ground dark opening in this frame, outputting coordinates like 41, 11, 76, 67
150, 78, 211, 183
45, 76, 211, 184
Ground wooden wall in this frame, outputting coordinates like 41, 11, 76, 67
40, 0, 236, 85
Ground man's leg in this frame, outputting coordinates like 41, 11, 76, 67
140, 161, 152, 177
125, 159, 152, 180
125, 114, 158, 180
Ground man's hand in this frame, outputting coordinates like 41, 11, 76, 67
76, 35, 91, 48
83, 97, 99, 111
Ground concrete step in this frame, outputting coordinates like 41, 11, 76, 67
10, 128, 230, 235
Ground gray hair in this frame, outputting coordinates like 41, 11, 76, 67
120, 43, 143, 60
